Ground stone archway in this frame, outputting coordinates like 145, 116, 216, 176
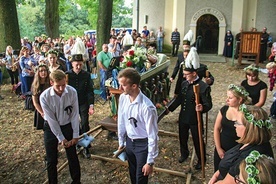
189, 7, 226, 55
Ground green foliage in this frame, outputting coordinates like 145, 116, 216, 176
16, 0, 132, 40
17, 2, 46, 39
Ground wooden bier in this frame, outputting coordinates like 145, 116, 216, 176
238, 31, 262, 65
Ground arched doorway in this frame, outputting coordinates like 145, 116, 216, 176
190, 7, 226, 55
196, 14, 219, 53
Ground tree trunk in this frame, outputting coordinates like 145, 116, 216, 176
45, 0, 59, 39
96, 0, 113, 53
0, 0, 21, 52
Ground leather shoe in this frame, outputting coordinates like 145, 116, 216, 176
83, 148, 91, 159
194, 161, 204, 170
178, 154, 189, 163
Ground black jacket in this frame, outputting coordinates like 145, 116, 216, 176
169, 78, 212, 125
66, 70, 94, 106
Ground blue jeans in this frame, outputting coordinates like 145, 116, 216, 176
21, 76, 34, 94
100, 69, 107, 100
157, 37, 164, 52
66, 59, 72, 72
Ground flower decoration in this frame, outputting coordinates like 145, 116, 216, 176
120, 46, 147, 72
244, 150, 273, 184
228, 84, 249, 97
239, 104, 273, 129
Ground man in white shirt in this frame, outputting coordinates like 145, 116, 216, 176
40, 69, 81, 184
117, 68, 159, 184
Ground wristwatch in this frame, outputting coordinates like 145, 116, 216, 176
148, 163, 154, 167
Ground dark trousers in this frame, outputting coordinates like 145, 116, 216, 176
79, 103, 90, 134
79, 103, 91, 148
125, 137, 148, 184
44, 122, 81, 184
179, 123, 206, 162
172, 42, 179, 56
7, 69, 19, 85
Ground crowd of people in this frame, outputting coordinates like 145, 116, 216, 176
0, 26, 275, 184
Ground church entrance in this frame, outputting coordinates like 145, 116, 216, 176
196, 14, 219, 54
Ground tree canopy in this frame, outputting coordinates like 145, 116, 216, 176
16, 0, 132, 40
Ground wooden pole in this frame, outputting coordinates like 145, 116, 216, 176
186, 147, 196, 184
91, 154, 186, 178
193, 84, 205, 178
205, 70, 209, 145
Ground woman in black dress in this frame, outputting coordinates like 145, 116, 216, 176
213, 84, 251, 171
31, 64, 50, 130
209, 105, 273, 184
241, 64, 267, 107
223, 30, 233, 58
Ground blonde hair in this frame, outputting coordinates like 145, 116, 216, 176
5, 45, 13, 56
237, 105, 272, 144
228, 85, 252, 105
266, 62, 276, 69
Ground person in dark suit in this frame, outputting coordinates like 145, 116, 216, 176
167, 47, 212, 170
66, 54, 95, 159
170, 45, 214, 96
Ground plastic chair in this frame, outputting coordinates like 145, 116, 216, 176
94, 89, 106, 105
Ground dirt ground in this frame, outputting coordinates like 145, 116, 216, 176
0, 56, 275, 184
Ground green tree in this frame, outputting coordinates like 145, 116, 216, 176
0, 0, 21, 51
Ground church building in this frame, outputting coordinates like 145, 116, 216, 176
132, 0, 275, 55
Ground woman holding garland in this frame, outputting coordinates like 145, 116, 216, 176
31, 64, 51, 130
213, 84, 252, 171
241, 64, 267, 107
235, 150, 276, 184
209, 105, 273, 184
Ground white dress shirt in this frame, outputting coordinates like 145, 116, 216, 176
40, 85, 80, 142
117, 91, 159, 163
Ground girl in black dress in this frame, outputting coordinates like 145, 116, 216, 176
241, 64, 267, 107
31, 64, 50, 130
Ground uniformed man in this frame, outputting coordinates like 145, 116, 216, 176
66, 54, 95, 158
167, 47, 212, 170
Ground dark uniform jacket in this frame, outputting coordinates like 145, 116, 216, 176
66, 70, 94, 106
168, 77, 212, 125
172, 53, 215, 95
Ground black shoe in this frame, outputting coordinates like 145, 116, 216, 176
178, 154, 189, 163
83, 148, 91, 159
108, 132, 118, 140
194, 161, 204, 170
0, 95, 4, 100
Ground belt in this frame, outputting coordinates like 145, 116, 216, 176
127, 136, 148, 142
